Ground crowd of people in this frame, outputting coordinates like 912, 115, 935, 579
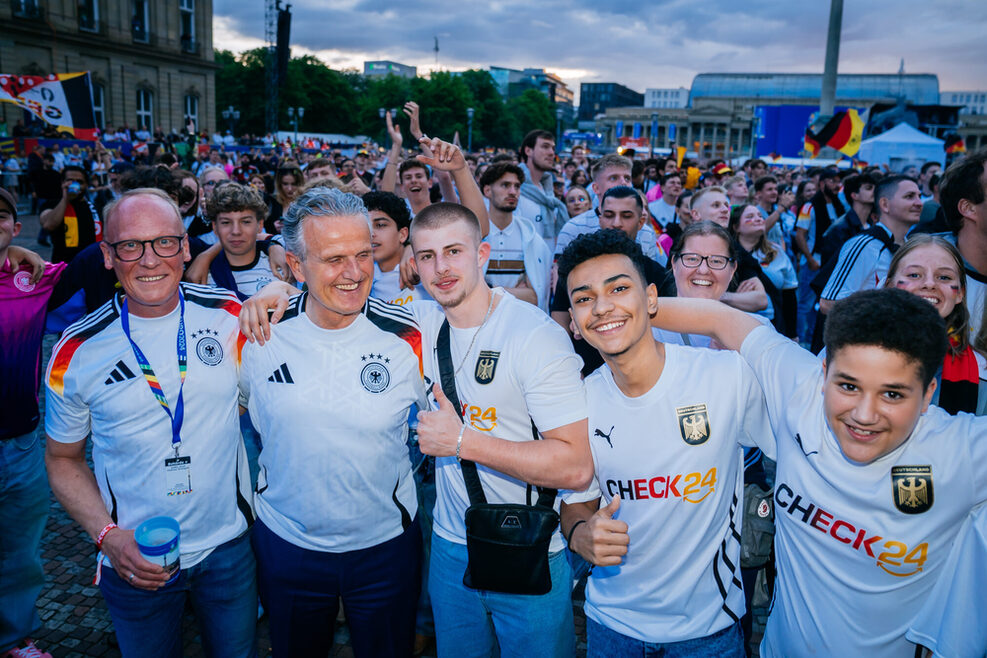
1, 98, 986, 658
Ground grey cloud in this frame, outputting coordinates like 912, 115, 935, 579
214, 0, 987, 93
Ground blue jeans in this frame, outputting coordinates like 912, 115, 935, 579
100, 530, 257, 658
429, 533, 574, 658
0, 432, 50, 651
587, 617, 745, 658
253, 517, 421, 658
796, 263, 818, 346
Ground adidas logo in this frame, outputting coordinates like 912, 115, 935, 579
267, 363, 294, 384
104, 360, 136, 386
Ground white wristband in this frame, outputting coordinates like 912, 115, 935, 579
456, 423, 467, 462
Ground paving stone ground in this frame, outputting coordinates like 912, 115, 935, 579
15, 207, 767, 658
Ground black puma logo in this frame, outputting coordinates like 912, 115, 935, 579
594, 426, 614, 448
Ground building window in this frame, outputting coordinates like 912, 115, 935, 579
180, 0, 195, 53
184, 94, 198, 132
78, 0, 98, 31
132, 0, 149, 42
13, 0, 43, 18
92, 83, 105, 129
136, 88, 153, 131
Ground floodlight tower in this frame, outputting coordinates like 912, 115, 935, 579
265, 0, 280, 135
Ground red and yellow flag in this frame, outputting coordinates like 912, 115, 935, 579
0, 72, 99, 140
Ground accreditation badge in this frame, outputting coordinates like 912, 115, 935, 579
165, 456, 192, 496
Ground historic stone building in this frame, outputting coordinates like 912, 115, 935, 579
1, 0, 217, 135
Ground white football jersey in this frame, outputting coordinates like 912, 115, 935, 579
739, 326, 987, 658
372, 262, 431, 306
46, 284, 252, 568
411, 290, 587, 552
567, 345, 773, 643
207, 250, 275, 299
241, 293, 428, 552
907, 503, 987, 657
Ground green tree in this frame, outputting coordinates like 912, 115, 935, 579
214, 48, 268, 136
459, 69, 513, 148
507, 89, 556, 147
281, 55, 359, 135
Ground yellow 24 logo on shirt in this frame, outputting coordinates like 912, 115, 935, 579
460, 402, 497, 431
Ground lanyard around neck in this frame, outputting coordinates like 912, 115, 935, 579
120, 291, 187, 456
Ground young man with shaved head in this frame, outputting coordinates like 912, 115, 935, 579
240, 198, 593, 657
45, 188, 257, 658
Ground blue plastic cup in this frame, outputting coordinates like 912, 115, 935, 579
134, 516, 181, 584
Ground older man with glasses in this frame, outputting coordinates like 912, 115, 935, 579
45, 187, 257, 658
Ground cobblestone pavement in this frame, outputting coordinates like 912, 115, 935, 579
16, 208, 765, 658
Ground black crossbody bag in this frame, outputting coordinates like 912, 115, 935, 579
436, 319, 559, 595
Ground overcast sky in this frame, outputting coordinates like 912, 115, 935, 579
213, 0, 987, 104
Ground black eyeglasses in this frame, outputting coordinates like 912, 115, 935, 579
675, 253, 734, 270
105, 235, 186, 261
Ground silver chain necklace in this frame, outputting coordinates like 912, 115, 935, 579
454, 289, 496, 377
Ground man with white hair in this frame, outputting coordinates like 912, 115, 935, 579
240, 187, 429, 658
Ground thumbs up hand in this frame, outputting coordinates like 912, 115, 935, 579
571, 496, 630, 567
417, 384, 466, 458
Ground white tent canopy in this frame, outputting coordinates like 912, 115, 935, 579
857, 123, 944, 171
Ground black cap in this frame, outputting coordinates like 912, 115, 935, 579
0, 187, 17, 221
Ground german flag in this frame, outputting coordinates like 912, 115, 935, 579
805, 109, 865, 158
804, 128, 821, 158
945, 134, 966, 154
816, 109, 864, 157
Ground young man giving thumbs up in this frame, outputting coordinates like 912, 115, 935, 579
557, 230, 775, 657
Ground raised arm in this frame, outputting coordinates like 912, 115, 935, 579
379, 110, 403, 194
40, 180, 75, 231
651, 297, 762, 352
416, 136, 489, 238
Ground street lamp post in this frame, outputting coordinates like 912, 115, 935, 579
555, 107, 564, 145
288, 106, 305, 144
650, 112, 658, 158
221, 105, 240, 137
466, 107, 474, 153
379, 108, 387, 148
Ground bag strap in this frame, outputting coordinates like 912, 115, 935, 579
436, 319, 557, 509
437, 319, 487, 506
